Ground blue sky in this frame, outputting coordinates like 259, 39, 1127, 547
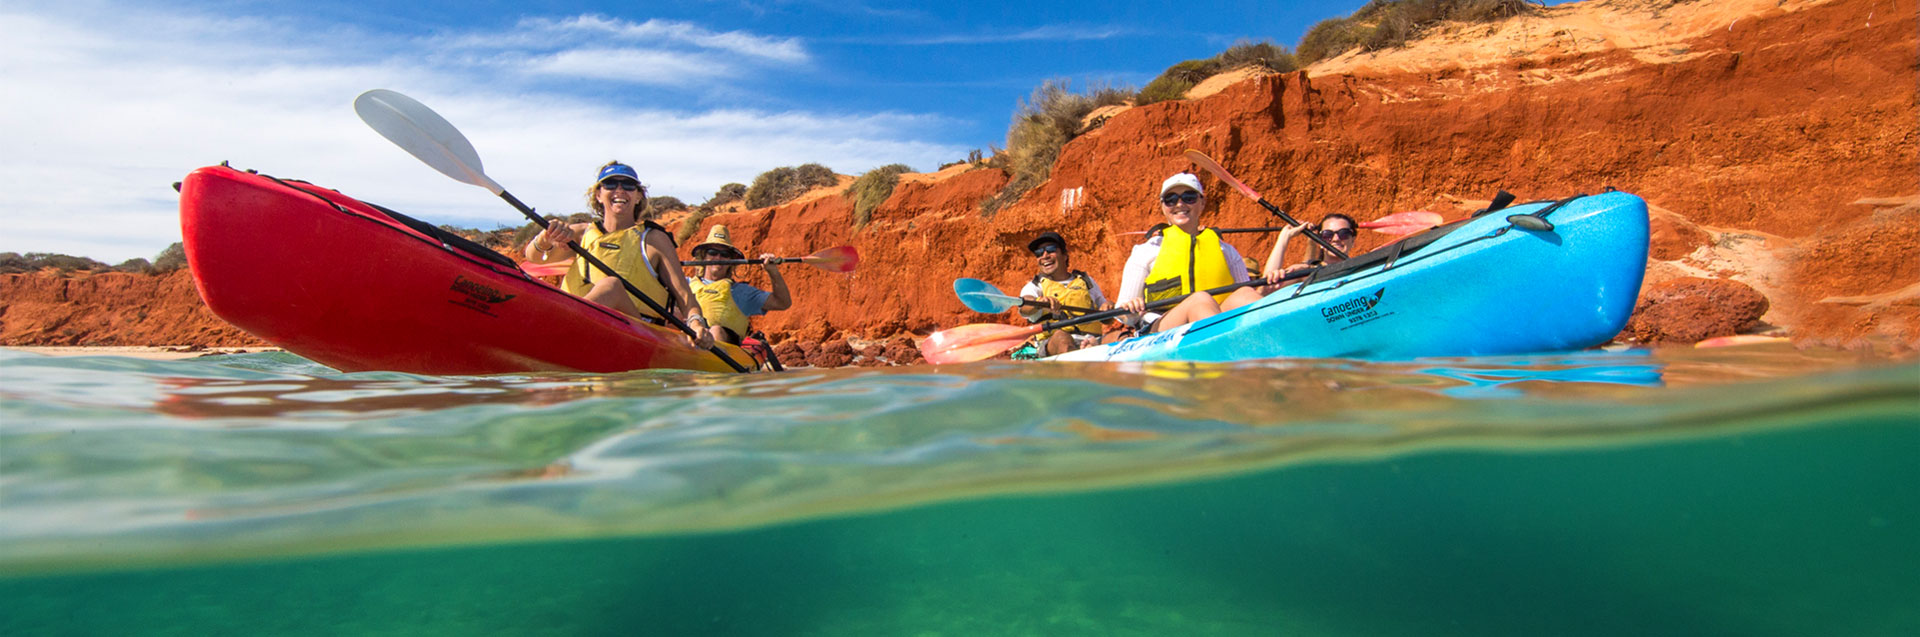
1, 0, 1380, 261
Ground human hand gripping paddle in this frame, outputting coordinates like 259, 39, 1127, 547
922, 269, 1316, 364
952, 278, 1097, 314
353, 89, 750, 373
684, 245, 859, 272
1182, 149, 1349, 260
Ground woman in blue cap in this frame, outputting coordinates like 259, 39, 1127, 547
523, 161, 712, 349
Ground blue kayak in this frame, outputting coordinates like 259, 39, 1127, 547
1054, 191, 1649, 362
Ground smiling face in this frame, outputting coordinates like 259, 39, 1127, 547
695, 247, 737, 280
595, 178, 643, 226
1159, 187, 1204, 233
1319, 215, 1357, 258
1032, 241, 1068, 278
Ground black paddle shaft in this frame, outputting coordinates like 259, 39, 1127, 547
1034, 267, 1317, 334
502, 190, 749, 373
682, 257, 801, 267
1253, 199, 1350, 261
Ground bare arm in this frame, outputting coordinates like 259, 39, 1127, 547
758, 254, 792, 312
645, 232, 699, 319
1263, 223, 1306, 276
523, 222, 586, 263
644, 231, 712, 349
1116, 243, 1155, 314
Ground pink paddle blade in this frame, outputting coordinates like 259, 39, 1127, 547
1184, 149, 1264, 202
1362, 211, 1448, 236
1365, 211, 1446, 227
804, 245, 859, 273
520, 260, 572, 277
919, 323, 1042, 364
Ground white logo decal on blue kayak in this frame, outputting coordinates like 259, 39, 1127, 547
1109, 325, 1187, 357
1320, 288, 1391, 329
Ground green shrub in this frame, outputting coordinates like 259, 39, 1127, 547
846, 164, 913, 229
982, 80, 1133, 217
702, 183, 747, 209
675, 208, 717, 243
0, 252, 24, 274
647, 196, 688, 213
113, 258, 153, 273
1298, 17, 1371, 63
1303, 0, 1539, 59
1136, 42, 1299, 106
1216, 40, 1298, 73
745, 163, 839, 210
152, 243, 187, 272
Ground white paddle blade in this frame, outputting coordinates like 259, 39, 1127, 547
354, 89, 504, 194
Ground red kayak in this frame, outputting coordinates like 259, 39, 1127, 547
178, 164, 758, 374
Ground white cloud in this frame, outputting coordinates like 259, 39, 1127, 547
864, 24, 1138, 46
0, 3, 964, 262
520, 48, 736, 84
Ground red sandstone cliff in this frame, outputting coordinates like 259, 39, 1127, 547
3, 0, 1913, 353
0, 270, 266, 347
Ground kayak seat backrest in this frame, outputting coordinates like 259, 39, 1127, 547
364, 202, 523, 271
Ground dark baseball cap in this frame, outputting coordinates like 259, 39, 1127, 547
1027, 231, 1067, 253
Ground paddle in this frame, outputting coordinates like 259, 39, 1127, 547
683, 245, 859, 273
353, 89, 750, 373
1182, 149, 1349, 261
1360, 211, 1446, 235
1116, 212, 1446, 238
952, 278, 1097, 314
921, 268, 1316, 364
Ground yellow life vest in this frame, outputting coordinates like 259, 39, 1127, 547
688, 277, 751, 340
1032, 271, 1103, 337
562, 221, 671, 320
1144, 225, 1235, 303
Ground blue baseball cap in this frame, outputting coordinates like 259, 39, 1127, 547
596, 163, 640, 184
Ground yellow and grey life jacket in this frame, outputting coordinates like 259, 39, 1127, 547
688, 277, 751, 340
1144, 225, 1234, 303
562, 220, 673, 320
1031, 271, 1103, 337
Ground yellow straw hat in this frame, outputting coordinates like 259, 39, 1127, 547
692, 225, 745, 259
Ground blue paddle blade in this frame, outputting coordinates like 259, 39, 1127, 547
953, 278, 1021, 313
959, 291, 1023, 313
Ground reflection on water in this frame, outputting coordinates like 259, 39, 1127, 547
2, 345, 1909, 571
1, 345, 1916, 634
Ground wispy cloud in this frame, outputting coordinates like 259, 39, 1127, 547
845, 24, 1139, 46
0, 3, 964, 261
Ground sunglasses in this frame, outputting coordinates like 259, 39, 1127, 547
1319, 228, 1357, 240
1160, 191, 1201, 206
1031, 243, 1062, 257
600, 179, 640, 191
694, 249, 737, 259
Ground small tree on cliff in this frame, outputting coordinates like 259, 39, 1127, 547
153, 242, 187, 272
746, 164, 839, 210
846, 164, 913, 229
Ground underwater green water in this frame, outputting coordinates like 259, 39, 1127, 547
1, 346, 1915, 635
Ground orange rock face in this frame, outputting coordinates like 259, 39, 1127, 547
5, 0, 1914, 356
1623, 277, 1771, 344
0, 270, 267, 347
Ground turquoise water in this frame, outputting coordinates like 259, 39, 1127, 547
1, 346, 1915, 635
